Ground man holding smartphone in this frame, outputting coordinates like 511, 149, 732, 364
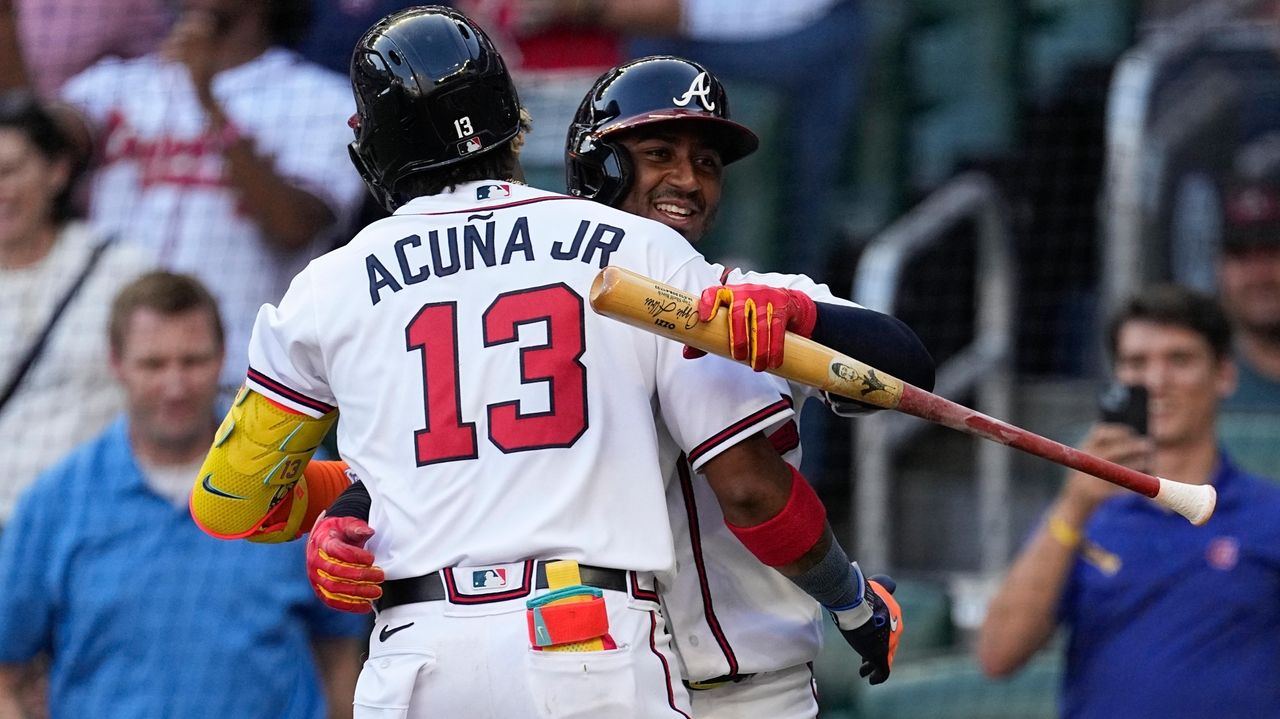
975, 284, 1280, 719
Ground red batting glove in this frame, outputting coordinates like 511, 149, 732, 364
306, 514, 385, 613
683, 284, 818, 371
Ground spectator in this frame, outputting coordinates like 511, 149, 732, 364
0, 90, 152, 526
0, 271, 365, 719
976, 284, 1280, 718
454, 0, 663, 190
55, 0, 366, 399
1217, 176, 1280, 411
628, 0, 867, 278
0, 0, 170, 98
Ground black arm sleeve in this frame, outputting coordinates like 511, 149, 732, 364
325, 479, 372, 521
809, 302, 935, 414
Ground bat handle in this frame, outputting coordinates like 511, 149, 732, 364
1153, 478, 1216, 526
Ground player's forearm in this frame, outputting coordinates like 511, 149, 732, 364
190, 388, 337, 540
705, 435, 870, 612
975, 512, 1078, 677
325, 480, 371, 521
811, 303, 936, 392
702, 432, 796, 525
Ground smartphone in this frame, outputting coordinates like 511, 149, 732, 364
1097, 382, 1148, 435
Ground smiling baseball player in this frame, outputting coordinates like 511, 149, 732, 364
189, 8, 901, 718
564, 57, 935, 717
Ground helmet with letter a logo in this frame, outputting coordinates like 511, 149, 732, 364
348, 5, 522, 212
565, 55, 759, 206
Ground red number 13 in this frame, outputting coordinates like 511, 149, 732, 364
405, 283, 588, 465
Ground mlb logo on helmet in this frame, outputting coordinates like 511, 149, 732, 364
473, 568, 508, 589
476, 184, 511, 200
458, 137, 483, 155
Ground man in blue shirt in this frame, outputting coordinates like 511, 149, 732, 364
976, 284, 1280, 718
0, 271, 365, 719
1217, 176, 1280, 414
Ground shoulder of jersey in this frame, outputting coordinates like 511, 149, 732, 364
80, 53, 162, 83
728, 268, 854, 306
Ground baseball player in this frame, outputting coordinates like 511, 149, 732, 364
561, 57, 936, 717
189, 8, 900, 719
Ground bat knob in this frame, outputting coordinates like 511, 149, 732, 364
1153, 478, 1216, 525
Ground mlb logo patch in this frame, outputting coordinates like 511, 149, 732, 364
473, 568, 508, 589
459, 137, 483, 155
450, 562, 526, 598
476, 184, 511, 200
1206, 536, 1239, 570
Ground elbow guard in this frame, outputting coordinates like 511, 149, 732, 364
245, 460, 355, 544
190, 386, 337, 539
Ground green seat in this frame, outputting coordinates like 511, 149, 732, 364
858, 651, 1061, 719
814, 577, 956, 714
1218, 411, 1280, 483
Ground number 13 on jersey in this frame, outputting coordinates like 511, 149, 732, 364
406, 283, 588, 466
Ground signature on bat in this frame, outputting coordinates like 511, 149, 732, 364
644, 296, 700, 330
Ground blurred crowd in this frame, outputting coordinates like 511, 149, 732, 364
1, 0, 1279, 717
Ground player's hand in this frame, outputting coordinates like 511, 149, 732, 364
683, 284, 818, 371
306, 513, 385, 613
832, 574, 903, 685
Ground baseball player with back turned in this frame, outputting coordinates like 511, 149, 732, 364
189, 7, 901, 719
564, 56, 936, 717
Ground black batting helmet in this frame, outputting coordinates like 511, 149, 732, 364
566, 56, 758, 207
348, 6, 522, 212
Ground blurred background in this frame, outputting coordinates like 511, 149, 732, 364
6, 0, 1280, 716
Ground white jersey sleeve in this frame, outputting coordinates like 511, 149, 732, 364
657, 260, 793, 472
722, 267, 857, 307
244, 270, 336, 417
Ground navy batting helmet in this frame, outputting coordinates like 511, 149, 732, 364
348, 6, 522, 212
566, 56, 758, 207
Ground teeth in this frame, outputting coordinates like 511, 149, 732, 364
656, 203, 692, 217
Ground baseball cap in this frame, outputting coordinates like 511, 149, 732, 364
1221, 177, 1280, 251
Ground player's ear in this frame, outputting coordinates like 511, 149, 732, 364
107, 337, 126, 382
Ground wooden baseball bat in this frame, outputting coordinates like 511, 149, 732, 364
589, 266, 1216, 526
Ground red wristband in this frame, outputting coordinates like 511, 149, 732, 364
726, 465, 826, 566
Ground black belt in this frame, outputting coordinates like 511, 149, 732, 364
377, 563, 629, 611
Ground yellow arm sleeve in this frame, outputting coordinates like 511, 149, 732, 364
190, 385, 337, 540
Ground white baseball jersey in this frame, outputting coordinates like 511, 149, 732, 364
662, 268, 858, 681
61, 49, 366, 394
246, 181, 794, 580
